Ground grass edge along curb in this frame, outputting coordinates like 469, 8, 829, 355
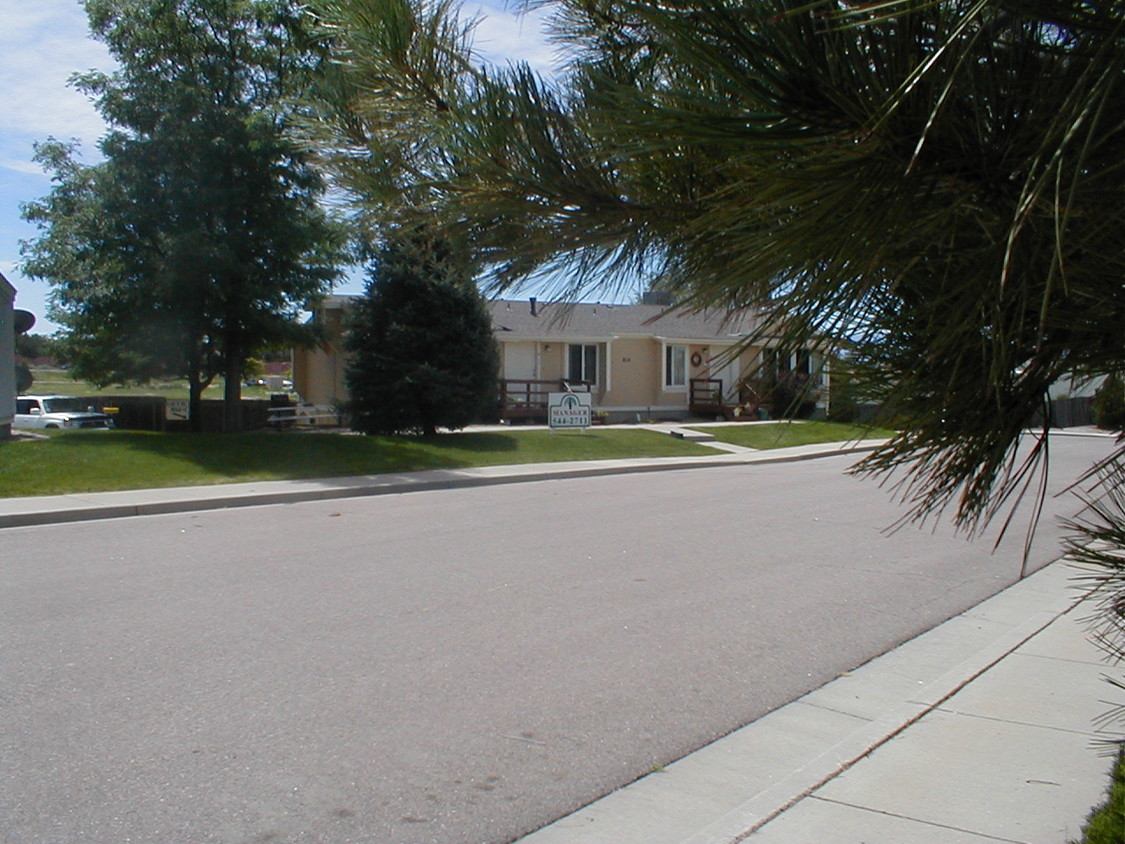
689, 420, 898, 450
1072, 745, 1125, 844
0, 428, 710, 498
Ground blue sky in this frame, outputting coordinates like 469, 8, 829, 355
0, 0, 562, 332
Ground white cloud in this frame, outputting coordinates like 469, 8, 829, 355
0, 157, 49, 177
469, 2, 561, 77
0, 0, 565, 331
0, 0, 113, 331
0, 0, 115, 146
0, 0, 560, 155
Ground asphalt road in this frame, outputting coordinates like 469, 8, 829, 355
0, 434, 1113, 844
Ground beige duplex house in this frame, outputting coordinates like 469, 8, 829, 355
293, 295, 828, 422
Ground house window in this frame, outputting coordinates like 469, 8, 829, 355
764, 348, 817, 383
763, 348, 803, 378
665, 344, 687, 388
762, 348, 781, 380
568, 344, 598, 384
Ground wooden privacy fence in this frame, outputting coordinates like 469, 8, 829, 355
854, 397, 1094, 430
1033, 397, 1094, 429
90, 396, 275, 432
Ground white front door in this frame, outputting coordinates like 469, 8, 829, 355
503, 342, 538, 381
711, 348, 742, 401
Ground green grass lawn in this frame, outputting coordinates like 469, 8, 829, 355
689, 420, 896, 450
1072, 747, 1125, 844
22, 368, 276, 400
0, 429, 712, 498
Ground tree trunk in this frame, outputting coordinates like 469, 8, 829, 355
188, 374, 203, 434
222, 295, 246, 433
223, 351, 243, 433
187, 346, 204, 433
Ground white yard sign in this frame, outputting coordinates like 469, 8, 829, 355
548, 392, 593, 429
165, 399, 190, 421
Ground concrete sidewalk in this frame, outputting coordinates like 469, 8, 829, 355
520, 559, 1118, 844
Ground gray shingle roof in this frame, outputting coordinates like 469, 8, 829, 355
488, 299, 762, 342
316, 294, 764, 341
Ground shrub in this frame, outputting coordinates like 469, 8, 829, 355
766, 374, 817, 420
827, 367, 860, 424
1092, 374, 1125, 432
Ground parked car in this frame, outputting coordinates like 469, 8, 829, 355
14, 396, 115, 430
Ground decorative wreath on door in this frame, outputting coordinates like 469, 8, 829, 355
690, 352, 703, 368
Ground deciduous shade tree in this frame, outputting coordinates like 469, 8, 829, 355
13, 333, 55, 361
21, 0, 346, 431
345, 229, 499, 436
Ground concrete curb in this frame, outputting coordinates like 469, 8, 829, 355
0, 440, 884, 530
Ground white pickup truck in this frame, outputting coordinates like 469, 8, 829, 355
14, 396, 115, 430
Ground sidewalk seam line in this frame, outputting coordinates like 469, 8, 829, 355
928, 708, 1102, 738
807, 796, 1030, 843
1008, 651, 1110, 669
791, 700, 874, 724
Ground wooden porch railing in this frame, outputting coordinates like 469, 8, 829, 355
692, 377, 784, 419
689, 378, 724, 415
498, 379, 592, 421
